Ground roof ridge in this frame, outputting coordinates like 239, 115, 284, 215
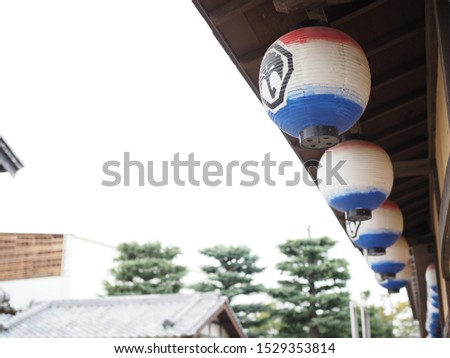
35, 292, 213, 307
165, 293, 204, 327
0, 302, 50, 332
186, 294, 227, 336
0, 292, 242, 338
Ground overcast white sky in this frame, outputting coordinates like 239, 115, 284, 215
0, 0, 407, 306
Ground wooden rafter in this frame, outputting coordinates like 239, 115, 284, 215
210, 0, 267, 26
393, 159, 431, 179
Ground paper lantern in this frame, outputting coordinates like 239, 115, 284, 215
317, 137, 394, 221
426, 263, 438, 293
366, 236, 409, 279
426, 313, 442, 338
259, 24, 370, 149
346, 200, 403, 255
429, 293, 440, 308
428, 287, 440, 308
375, 264, 411, 293
426, 300, 442, 338
426, 301, 440, 326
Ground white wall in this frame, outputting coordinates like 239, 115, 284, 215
0, 234, 117, 309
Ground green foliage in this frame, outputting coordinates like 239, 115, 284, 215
192, 245, 269, 337
192, 245, 265, 302
270, 237, 352, 338
104, 241, 187, 296
391, 301, 420, 337
366, 305, 394, 338
233, 303, 277, 338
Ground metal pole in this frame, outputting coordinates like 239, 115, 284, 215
364, 308, 371, 338
360, 293, 371, 338
360, 299, 367, 338
349, 301, 359, 338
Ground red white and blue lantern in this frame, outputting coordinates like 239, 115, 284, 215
375, 264, 411, 294
346, 200, 403, 255
428, 287, 440, 309
425, 264, 441, 337
259, 25, 370, 149
426, 263, 438, 293
317, 137, 394, 221
426, 300, 442, 338
366, 236, 409, 279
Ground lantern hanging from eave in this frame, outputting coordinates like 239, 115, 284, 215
375, 264, 411, 294
346, 200, 403, 255
426, 263, 438, 293
426, 299, 442, 338
428, 288, 440, 308
426, 300, 441, 332
317, 136, 394, 221
366, 236, 410, 279
259, 24, 370, 150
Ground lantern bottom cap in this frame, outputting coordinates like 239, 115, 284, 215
388, 288, 400, 294
299, 125, 339, 150
367, 247, 386, 256
345, 208, 372, 222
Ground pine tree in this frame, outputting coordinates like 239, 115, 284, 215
366, 305, 395, 337
192, 245, 270, 337
104, 241, 187, 296
270, 237, 352, 338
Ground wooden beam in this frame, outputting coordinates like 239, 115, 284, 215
393, 176, 428, 196
374, 117, 426, 148
399, 197, 430, 214
433, 0, 450, 128
240, 15, 425, 71
432, 162, 441, 212
407, 233, 435, 247
273, 0, 354, 13
401, 224, 429, 239
425, 1, 438, 260
331, 0, 388, 27
425, 0, 438, 160
305, 7, 327, 21
240, 46, 267, 70
444, 316, 450, 338
210, 0, 267, 27
371, 63, 426, 92
394, 185, 429, 206
393, 159, 431, 179
438, 155, 450, 279
362, 91, 426, 126
191, 0, 260, 96
390, 141, 428, 162
363, 20, 425, 58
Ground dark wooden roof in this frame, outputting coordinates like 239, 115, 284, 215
192, 0, 437, 331
0, 137, 24, 177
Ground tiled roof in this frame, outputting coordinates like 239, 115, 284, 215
0, 292, 234, 338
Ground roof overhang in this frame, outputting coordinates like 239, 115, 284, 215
0, 137, 23, 177
192, 0, 439, 333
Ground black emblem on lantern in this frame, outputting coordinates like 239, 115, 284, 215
346, 220, 361, 239
259, 43, 293, 111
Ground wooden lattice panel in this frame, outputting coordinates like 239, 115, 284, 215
0, 234, 64, 281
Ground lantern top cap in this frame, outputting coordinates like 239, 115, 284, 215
294, 19, 330, 29
426, 263, 436, 271
339, 133, 366, 142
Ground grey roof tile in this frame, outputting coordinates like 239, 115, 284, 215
0, 293, 231, 338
